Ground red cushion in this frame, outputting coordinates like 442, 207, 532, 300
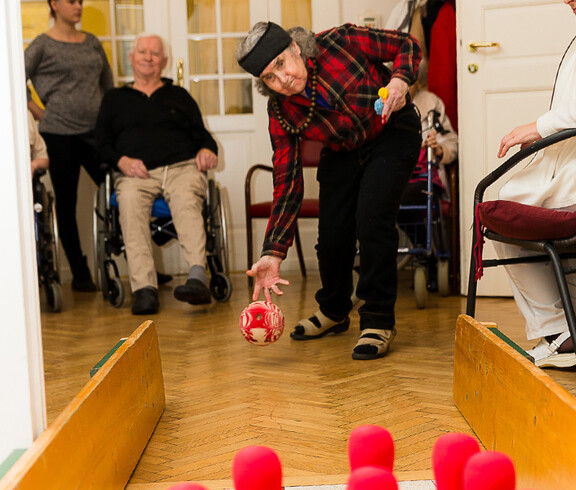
248, 202, 273, 217
477, 200, 576, 240
298, 198, 320, 217
249, 199, 319, 218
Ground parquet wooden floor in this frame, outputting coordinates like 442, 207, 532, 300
39, 268, 576, 489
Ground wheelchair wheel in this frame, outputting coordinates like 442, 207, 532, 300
36, 187, 61, 281
413, 265, 427, 309
93, 184, 108, 296
437, 259, 451, 297
48, 193, 61, 278
210, 272, 232, 302
45, 280, 63, 313
106, 277, 125, 308
208, 179, 230, 275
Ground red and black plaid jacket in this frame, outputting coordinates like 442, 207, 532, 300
263, 23, 421, 258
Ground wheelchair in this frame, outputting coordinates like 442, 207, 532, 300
33, 170, 63, 312
396, 109, 452, 309
93, 169, 232, 308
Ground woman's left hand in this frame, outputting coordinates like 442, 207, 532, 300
380, 78, 409, 125
498, 122, 541, 158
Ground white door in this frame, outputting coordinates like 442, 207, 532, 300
457, 0, 576, 296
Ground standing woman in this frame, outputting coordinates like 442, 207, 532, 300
25, 0, 113, 291
237, 23, 422, 360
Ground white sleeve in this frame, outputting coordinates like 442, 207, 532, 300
537, 100, 576, 138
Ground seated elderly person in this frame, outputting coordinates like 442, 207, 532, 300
96, 33, 218, 315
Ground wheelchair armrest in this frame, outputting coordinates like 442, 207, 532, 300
473, 128, 576, 207
33, 169, 47, 184
99, 162, 115, 173
245, 164, 273, 208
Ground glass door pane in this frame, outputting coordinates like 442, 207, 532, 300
185, 0, 251, 116
21, 1, 51, 107
21, 1, 50, 43
82, 0, 144, 84
281, 0, 311, 29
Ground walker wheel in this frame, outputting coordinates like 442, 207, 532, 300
46, 281, 63, 313
437, 259, 451, 297
414, 266, 428, 309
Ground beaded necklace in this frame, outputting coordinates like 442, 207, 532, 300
271, 59, 318, 135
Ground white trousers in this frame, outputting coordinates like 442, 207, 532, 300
493, 202, 576, 340
493, 241, 576, 340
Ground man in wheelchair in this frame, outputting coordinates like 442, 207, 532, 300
96, 33, 218, 315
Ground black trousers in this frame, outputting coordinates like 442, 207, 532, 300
314, 105, 421, 331
41, 132, 104, 276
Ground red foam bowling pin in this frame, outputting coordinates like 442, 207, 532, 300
232, 445, 282, 490
432, 432, 480, 490
347, 466, 398, 490
347, 424, 395, 471
166, 484, 208, 490
463, 451, 516, 490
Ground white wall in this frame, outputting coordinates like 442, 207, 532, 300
0, 0, 46, 464
342, 0, 397, 28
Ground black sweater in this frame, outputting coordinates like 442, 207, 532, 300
96, 78, 217, 170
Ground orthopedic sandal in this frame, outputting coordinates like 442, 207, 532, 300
352, 328, 397, 360
526, 331, 576, 368
290, 310, 350, 340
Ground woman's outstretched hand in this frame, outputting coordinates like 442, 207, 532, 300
246, 255, 290, 302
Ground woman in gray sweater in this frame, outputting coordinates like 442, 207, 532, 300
25, 0, 113, 291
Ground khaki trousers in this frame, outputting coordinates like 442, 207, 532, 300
115, 159, 207, 291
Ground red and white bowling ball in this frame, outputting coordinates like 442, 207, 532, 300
239, 301, 284, 346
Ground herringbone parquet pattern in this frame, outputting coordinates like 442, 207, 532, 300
39, 269, 576, 489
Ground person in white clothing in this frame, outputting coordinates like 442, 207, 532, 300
494, 0, 576, 368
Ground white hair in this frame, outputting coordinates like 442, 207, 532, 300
131, 32, 171, 61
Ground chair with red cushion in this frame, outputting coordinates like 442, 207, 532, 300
244, 139, 322, 283
467, 128, 576, 352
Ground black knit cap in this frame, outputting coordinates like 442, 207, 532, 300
238, 22, 292, 77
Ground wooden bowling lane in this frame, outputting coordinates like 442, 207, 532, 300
37, 269, 576, 488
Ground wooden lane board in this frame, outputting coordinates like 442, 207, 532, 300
454, 314, 576, 490
0, 320, 165, 490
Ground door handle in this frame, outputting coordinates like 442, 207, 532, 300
467, 41, 500, 52
177, 58, 184, 87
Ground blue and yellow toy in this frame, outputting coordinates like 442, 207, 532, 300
373, 87, 389, 116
